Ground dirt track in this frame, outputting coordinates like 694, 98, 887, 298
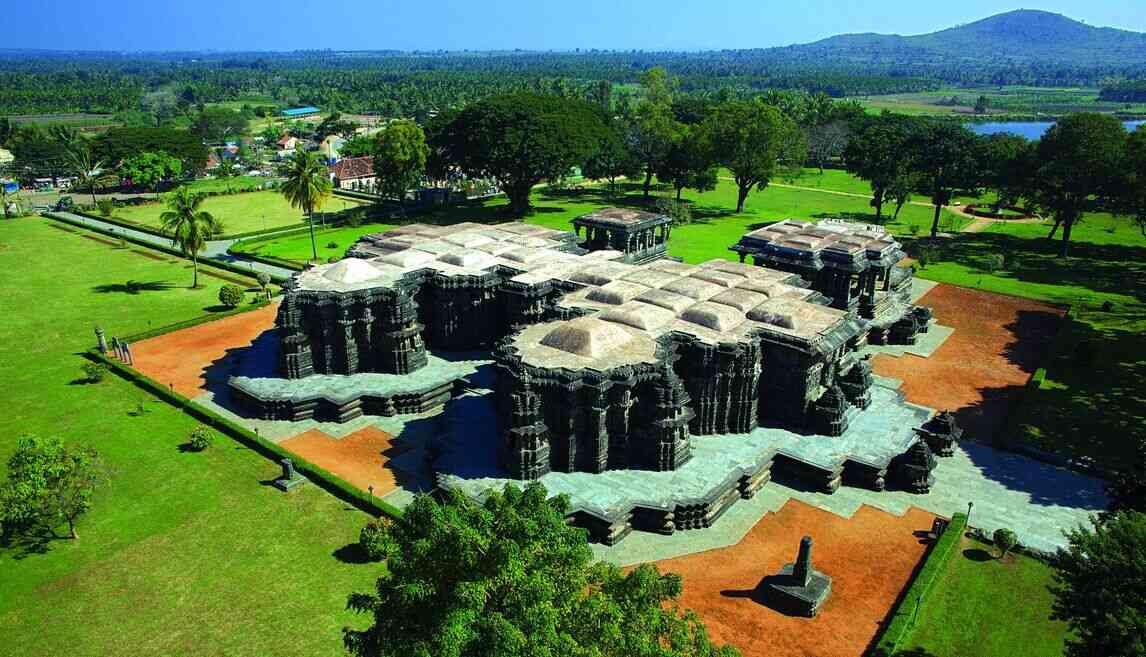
871, 284, 1065, 438
657, 501, 935, 657
132, 302, 278, 397
279, 427, 413, 496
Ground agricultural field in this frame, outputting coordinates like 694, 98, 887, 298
111, 189, 366, 236
859, 86, 1146, 119
0, 217, 376, 657
895, 536, 1068, 657
233, 171, 966, 266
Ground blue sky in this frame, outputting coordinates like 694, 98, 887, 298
6, 1, 1145, 52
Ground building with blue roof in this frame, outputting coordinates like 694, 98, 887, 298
280, 106, 320, 119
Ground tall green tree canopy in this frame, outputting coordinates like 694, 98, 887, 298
976, 132, 1034, 211
655, 124, 717, 201
119, 151, 182, 194
1025, 112, 1128, 256
906, 121, 981, 237
434, 93, 608, 216
1051, 510, 1146, 657
343, 483, 738, 657
0, 435, 104, 540
190, 107, 250, 143
627, 68, 683, 198
93, 127, 209, 173
582, 118, 640, 195
1121, 125, 1146, 236
280, 146, 333, 262
372, 119, 429, 214
704, 99, 803, 213
160, 186, 222, 288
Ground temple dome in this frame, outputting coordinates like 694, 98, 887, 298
539, 317, 636, 358
321, 259, 383, 284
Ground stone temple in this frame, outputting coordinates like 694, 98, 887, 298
230, 210, 947, 543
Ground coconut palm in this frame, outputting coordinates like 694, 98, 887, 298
160, 186, 223, 288
280, 146, 332, 264
65, 143, 105, 206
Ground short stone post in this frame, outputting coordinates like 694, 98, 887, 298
95, 326, 108, 354
274, 457, 307, 491
794, 535, 814, 587
111, 336, 122, 361
121, 341, 133, 366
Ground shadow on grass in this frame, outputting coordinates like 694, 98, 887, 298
332, 542, 375, 565
963, 547, 995, 562
0, 528, 59, 560
91, 280, 175, 295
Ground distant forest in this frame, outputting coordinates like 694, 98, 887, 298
1, 49, 1143, 117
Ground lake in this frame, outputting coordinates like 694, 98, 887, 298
968, 120, 1145, 140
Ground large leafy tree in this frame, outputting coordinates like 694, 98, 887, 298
1025, 112, 1127, 257
190, 107, 250, 143
434, 93, 607, 216
1050, 511, 1146, 657
343, 483, 738, 657
627, 68, 683, 199
976, 132, 1034, 212
280, 146, 333, 263
160, 186, 223, 288
119, 151, 183, 198
372, 119, 429, 216
843, 114, 919, 223
582, 119, 640, 196
704, 99, 803, 213
906, 121, 981, 237
1121, 125, 1146, 237
0, 435, 104, 540
655, 125, 717, 201
93, 127, 209, 173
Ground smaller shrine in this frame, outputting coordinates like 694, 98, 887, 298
916, 410, 963, 457
765, 535, 833, 617
572, 208, 673, 264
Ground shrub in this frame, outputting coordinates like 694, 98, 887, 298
983, 252, 1006, 273
654, 197, 693, 226
326, 241, 339, 249
187, 425, 214, 452
917, 246, 940, 269
993, 528, 1019, 558
909, 224, 921, 236
344, 212, 362, 228
217, 284, 244, 308
327, 256, 340, 263
360, 519, 396, 561
96, 198, 115, 217
81, 361, 108, 383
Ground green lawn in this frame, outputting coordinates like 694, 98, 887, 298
896, 536, 1068, 657
0, 217, 376, 657
234, 174, 965, 266
908, 214, 1146, 466
112, 190, 366, 237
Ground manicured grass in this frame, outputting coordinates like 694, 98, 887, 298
0, 217, 376, 657
907, 215, 1146, 466
896, 536, 1068, 657
235, 173, 965, 266
112, 190, 365, 236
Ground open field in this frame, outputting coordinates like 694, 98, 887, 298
112, 189, 365, 236
234, 172, 966, 266
907, 215, 1146, 467
656, 500, 934, 657
0, 217, 376, 657
896, 535, 1068, 657
859, 86, 1146, 118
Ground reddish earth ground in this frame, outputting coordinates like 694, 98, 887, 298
278, 426, 413, 496
131, 302, 278, 397
658, 501, 935, 657
872, 284, 1065, 439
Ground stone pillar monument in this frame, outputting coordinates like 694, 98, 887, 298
793, 535, 814, 587
765, 534, 833, 617
95, 326, 108, 354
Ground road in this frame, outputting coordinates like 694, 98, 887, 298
45, 211, 298, 280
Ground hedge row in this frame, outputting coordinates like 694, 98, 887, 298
121, 299, 272, 343
88, 348, 404, 520
869, 512, 968, 657
223, 222, 311, 241
225, 247, 306, 272
45, 212, 289, 284
72, 208, 170, 239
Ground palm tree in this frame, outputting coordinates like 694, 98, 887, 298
280, 146, 332, 264
65, 143, 105, 207
160, 187, 223, 288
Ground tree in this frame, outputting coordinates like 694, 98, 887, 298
805, 120, 850, 173
582, 121, 640, 195
843, 114, 920, 223
907, 122, 981, 237
0, 436, 104, 540
190, 107, 249, 143
1107, 436, 1146, 513
316, 112, 358, 139
343, 483, 738, 657
1120, 125, 1146, 237
63, 138, 106, 206
992, 528, 1019, 558
119, 151, 182, 198
1025, 113, 1127, 257
655, 125, 717, 201
159, 186, 222, 288
704, 99, 803, 213
218, 283, 244, 308
1051, 511, 1146, 657
372, 119, 429, 216
977, 133, 1033, 212
974, 95, 990, 114
340, 133, 377, 159
280, 146, 333, 263
93, 127, 209, 173
434, 93, 607, 216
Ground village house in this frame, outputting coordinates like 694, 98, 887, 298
330, 156, 376, 191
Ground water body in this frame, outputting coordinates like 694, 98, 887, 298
968, 120, 1145, 140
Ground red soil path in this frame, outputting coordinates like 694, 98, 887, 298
132, 302, 278, 397
871, 284, 1065, 438
658, 501, 935, 657
278, 426, 412, 497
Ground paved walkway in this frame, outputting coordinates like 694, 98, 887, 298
45, 211, 297, 279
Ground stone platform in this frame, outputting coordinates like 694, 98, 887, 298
437, 377, 930, 545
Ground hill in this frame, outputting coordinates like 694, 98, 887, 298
775, 10, 1146, 67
